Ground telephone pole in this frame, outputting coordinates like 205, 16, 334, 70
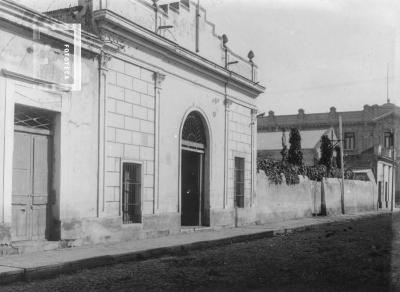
339, 116, 345, 214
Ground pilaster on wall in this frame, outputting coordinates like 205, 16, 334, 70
98, 51, 111, 217
2, 79, 15, 225
250, 108, 257, 207
0, 77, 6, 223
153, 71, 166, 213
224, 99, 233, 209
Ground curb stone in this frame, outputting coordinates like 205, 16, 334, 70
0, 211, 395, 285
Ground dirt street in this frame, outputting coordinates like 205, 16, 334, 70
2, 214, 397, 291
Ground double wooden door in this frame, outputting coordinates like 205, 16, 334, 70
12, 131, 51, 241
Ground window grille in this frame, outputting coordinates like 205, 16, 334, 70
182, 112, 206, 145
14, 105, 53, 130
122, 163, 142, 224
234, 157, 245, 208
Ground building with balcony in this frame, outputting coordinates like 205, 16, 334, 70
258, 102, 399, 208
0, 0, 264, 247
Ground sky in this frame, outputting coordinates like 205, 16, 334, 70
15, 0, 400, 115
201, 0, 400, 115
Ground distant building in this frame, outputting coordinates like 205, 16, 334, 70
257, 103, 399, 207
258, 128, 337, 166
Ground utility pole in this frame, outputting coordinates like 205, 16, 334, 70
391, 138, 396, 212
387, 63, 390, 103
339, 116, 345, 214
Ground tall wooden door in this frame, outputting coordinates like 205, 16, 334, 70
181, 150, 203, 226
12, 131, 51, 241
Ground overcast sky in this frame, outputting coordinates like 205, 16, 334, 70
202, 0, 400, 115
16, 0, 400, 115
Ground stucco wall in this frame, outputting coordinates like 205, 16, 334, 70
256, 172, 321, 222
255, 172, 377, 223
0, 29, 99, 240
100, 21, 258, 228
323, 178, 377, 215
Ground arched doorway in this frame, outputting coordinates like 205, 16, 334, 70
181, 111, 209, 226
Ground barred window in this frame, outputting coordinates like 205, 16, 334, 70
122, 163, 142, 224
234, 157, 245, 208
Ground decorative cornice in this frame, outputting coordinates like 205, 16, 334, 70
100, 30, 126, 52
99, 51, 112, 69
0, 0, 102, 54
93, 9, 265, 97
153, 72, 166, 89
224, 99, 233, 108
1, 69, 71, 92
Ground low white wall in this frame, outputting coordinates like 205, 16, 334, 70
323, 178, 376, 215
256, 172, 377, 222
255, 172, 321, 223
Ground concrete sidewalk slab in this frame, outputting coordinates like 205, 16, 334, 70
0, 210, 394, 284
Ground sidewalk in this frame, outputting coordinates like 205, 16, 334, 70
0, 210, 395, 284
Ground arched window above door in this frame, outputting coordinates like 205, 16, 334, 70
182, 112, 206, 147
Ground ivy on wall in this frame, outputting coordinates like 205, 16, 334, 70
258, 129, 356, 185
257, 159, 355, 186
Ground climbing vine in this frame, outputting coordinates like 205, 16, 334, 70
257, 159, 356, 185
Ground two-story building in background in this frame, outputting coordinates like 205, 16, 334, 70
0, 0, 264, 250
258, 102, 399, 208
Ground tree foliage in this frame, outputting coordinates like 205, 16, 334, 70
257, 158, 357, 186
319, 135, 333, 171
280, 130, 288, 162
287, 128, 303, 166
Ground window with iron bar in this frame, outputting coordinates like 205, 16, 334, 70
234, 157, 245, 208
122, 163, 142, 224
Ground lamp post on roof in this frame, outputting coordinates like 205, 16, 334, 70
248, 50, 255, 81
222, 34, 229, 68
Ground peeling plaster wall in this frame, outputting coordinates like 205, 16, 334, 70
0, 28, 99, 241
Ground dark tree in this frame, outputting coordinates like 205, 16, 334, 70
287, 128, 303, 166
319, 135, 333, 174
280, 130, 288, 162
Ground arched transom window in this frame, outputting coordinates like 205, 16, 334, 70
182, 112, 206, 150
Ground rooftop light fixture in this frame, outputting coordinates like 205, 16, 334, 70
222, 34, 228, 47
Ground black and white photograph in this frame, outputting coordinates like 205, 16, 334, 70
0, 0, 399, 290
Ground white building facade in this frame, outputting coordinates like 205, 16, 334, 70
0, 0, 264, 246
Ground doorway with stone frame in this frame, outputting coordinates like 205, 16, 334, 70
11, 105, 56, 241
180, 111, 210, 227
